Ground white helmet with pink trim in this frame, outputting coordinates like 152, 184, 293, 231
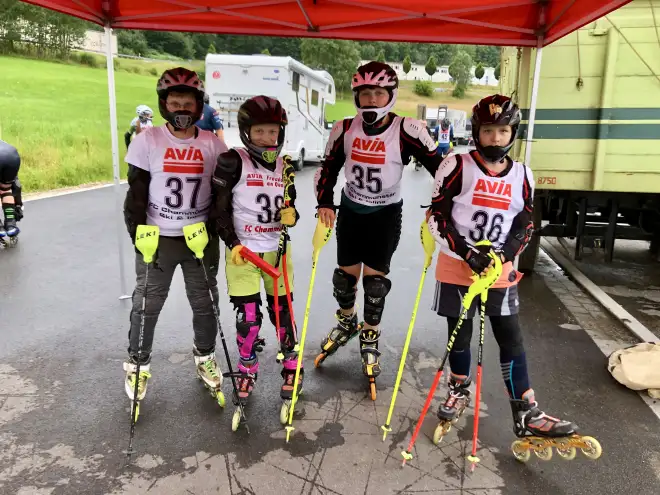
351, 61, 399, 126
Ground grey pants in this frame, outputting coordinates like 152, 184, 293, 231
127, 235, 220, 362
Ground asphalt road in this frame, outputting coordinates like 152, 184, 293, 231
2, 161, 660, 495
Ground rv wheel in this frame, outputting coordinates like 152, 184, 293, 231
295, 151, 304, 171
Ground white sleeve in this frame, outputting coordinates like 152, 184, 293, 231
402, 117, 438, 152
124, 129, 150, 171
431, 154, 459, 199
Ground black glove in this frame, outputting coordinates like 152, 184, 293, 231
465, 244, 493, 275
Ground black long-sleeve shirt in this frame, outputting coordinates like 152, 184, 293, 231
430, 150, 535, 261
209, 150, 296, 249
316, 114, 445, 211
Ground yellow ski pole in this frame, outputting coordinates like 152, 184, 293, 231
381, 219, 436, 441
285, 217, 333, 442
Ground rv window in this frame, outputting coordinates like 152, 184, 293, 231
311, 90, 319, 106
328, 84, 332, 94
292, 72, 300, 92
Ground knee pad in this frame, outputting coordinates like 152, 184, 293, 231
235, 300, 263, 359
332, 268, 357, 310
362, 275, 392, 326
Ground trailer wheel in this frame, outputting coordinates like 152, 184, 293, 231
518, 196, 543, 273
294, 150, 304, 171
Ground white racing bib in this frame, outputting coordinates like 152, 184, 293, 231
125, 125, 227, 236
438, 128, 451, 144
342, 115, 404, 207
442, 153, 532, 259
232, 148, 284, 253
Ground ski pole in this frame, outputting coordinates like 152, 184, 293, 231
182, 223, 245, 414
285, 217, 333, 442
467, 241, 502, 471
381, 219, 436, 441
125, 224, 159, 462
273, 156, 298, 361
401, 247, 502, 467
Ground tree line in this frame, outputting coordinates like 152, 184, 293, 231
0, 0, 501, 95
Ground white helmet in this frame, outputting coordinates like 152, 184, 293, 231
136, 105, 153, 121
351, 61, 399, 126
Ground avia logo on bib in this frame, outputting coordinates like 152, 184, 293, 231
246, 173, 264, 187
472, 178, 512, 210
163, 147, 204, 174
350, 137, 386, 165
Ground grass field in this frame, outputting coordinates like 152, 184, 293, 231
0, 55, 495, 192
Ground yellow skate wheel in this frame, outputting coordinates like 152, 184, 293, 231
555, 439, 576, 460
280, 401, 290, 425
216, 391, 226, 408
433, 422, 452, 445
580, 436, 602, 460
231, 408, 242, 432
369, 381, 377, 401
534, 446, 553, 461
314, 353, 326, 368
511, 440, 531, 463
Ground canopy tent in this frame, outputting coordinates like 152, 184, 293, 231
24, 0, 630, 47
18, 0, 633, 297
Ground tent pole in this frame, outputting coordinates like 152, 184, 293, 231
524, 35, 543, 166
105, 25, 131, 301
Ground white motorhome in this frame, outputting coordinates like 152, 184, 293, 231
205, 54, 336, 170
424, 106, 469, 145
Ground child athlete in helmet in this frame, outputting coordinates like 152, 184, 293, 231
0, 140, 23, 246
210, 95, 300, 409
122, 68, 228, 410
314, 61, 446, 399
427, 94, 577, 439
124, 105, 154, 149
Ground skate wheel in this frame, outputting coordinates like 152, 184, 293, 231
534, 446, 553, 461
432, 422, 451, 445
231, 408, 242, 432
314, 353, 326, 368
369, 381, 377, 401
555, 444, 577, 460
511, 440, 531, 463
579, 436, 602, 460
280, 401, 290, 425
216, 391, 226, 408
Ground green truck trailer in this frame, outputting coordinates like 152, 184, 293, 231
500, 0, 660, 270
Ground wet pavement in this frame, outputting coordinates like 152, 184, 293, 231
544, 237, 660, 339
2, 163, 660, 494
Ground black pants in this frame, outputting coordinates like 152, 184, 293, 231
335, 201, 402, 274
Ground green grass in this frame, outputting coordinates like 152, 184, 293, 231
0, 56, 176, 191
0, 55, 495, 192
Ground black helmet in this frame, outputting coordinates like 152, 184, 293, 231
156, 67, 205, 130
441, 118, 451, 131
471, 94, 521, 162
351, 61, 398, 126
237, 95, 288, 165
0, 140, 20, 171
